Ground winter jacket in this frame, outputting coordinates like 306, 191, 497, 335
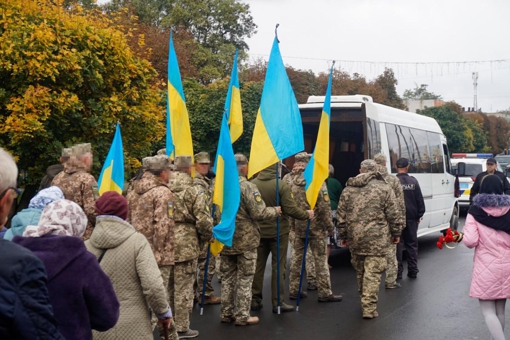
86, 216, 171, 340
13, 235, 120, 340
4, 208, 42, 241
251, 165, 309, 238
0, 238, 63, 339
463, 194, 510, 300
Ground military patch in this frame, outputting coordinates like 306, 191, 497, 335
253, 191, 262, 203
92, 185, 100, 200
323, 190, 330, 202
167, 202, 174, 218
205, 205, 210, 213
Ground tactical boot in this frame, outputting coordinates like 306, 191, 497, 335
272, 301, 295, 313
385, 282, 401, 289
289, 291, 307, 300
220, 316, 236, 323
235, 316, 259, 326
204, 294, 221, 305
177, 329, 199, 339
318, 293, 342, 302
251, 300, 263, 311
307, 283, 318, 291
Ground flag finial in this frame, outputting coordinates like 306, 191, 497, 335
275, 23, 280, 43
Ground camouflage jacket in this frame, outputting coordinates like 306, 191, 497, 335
222, 176, 279, 255
126, 172, 175, 266
336, 172, 404, 256
289, 172, 334, 239
193, 173, 213, 203
377, 165, 406, 222
51, 165, 98, 240
170, 172, 213, 262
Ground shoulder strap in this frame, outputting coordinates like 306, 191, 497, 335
98, 249, 108, 263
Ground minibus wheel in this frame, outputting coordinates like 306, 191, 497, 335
449, 205, 459, 231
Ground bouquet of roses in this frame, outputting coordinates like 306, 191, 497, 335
436, 228, 463, 249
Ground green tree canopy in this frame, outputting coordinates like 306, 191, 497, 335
403, 84, 442, 100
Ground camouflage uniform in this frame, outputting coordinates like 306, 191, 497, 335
51, 143, 98, 240
220, 169, 279, 323
288, 171, 335, 299
169, 161, 213, 333
126, 156, 178, 340
337, 160, 404, 317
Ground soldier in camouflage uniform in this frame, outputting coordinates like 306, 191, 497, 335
373, 153, 405, 289
51, 143, 98, 240
193, 152, 221, 305
168, 156, 213, 339
288, 152, 342, 303
220, 154, 281, 326
126, 155, 178, 340
337, 159, 404, 319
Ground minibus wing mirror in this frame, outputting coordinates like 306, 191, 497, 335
457, 162, 466, 176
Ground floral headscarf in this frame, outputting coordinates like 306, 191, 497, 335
29, 186, 64, 209
23, 199, 87, 237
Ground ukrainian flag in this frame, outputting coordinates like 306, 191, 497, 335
224, 50, 243, 143
210, 114, 241, 256
304, 64, 334, 209
248, 38, 304, 178
98, 123, 124, 195
166, 32, 194, 158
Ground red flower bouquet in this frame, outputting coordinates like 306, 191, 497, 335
437, 228, 463, 249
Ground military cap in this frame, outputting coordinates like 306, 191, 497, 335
373, 153, 387, 165
71, 143, 91, 157
235, 153, 248, 165
295, 152, 311, 164
61, 148, 72, 158
194, 152, 211, 164
396, 158, 410, 168
146, 155, 170, 171
174, 155, 193, 168
157, 148, 167, 156
142, 156, 151, 167
360, 159, 378, 172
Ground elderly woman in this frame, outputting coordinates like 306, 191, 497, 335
13, 199, 119, 340
86, 191, 172, 340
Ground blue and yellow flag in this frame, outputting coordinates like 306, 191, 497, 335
211, 114, 241, 256
166, 32, 194, 158
304, 64, 334, 209
224, 50, 243, 143
98, 123, 124, 195
248, 38, 304, 178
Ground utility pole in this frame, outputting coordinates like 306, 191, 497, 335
472, 72, 478, 112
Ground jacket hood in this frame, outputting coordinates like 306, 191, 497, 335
257, 165, 278, 181
46, 164, 64, 176
13, 235, 86, 281
346, 172, 382, 187
89, 216, 136, 249
377, 165, 389, 176
8, 208, 43, 238
291, 171, 306, 187
169, 172, 193, 193
474, 193, 510, 208
135, 171, 166, 195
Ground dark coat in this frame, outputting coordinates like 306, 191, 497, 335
0, 238, 63, 339
13, 235, 120, 340
469, 170, 510, 203
396, 173, 426, 221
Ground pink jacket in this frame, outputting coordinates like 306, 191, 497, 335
463, 206, 510, 300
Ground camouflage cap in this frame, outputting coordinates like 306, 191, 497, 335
71, 143, 91, 157
61, 148, 72, 158
142, 156, 151, 167
235, 153, 248, 165
145, 155, 170, 171
174, 155, 192, 169
157, 148, 167, 156
373, 153, 387, 165
360, 159, 378, 172
194, 151, 210, 164
295, 152, 311, 164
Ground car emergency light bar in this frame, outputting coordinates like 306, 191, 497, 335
452, 153, 493, 158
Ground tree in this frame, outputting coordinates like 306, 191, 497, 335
403, 84, 442, 100
375, 68, 405, 109
0, 0, 165, 184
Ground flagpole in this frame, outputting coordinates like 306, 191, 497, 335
200, 205, 216, 315
276, 163, 281, 315
296, 220, 311, 312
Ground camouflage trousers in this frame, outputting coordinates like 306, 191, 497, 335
289, 230, 316, 285
289, 236, 332, 299
385, 244, 398, 286
216, 255, 222, 280
157, 265, 178, 340
171, 259, 198, 332
351, 254, 386, 315
220, 249, 257, 323
195, 253, 217, 298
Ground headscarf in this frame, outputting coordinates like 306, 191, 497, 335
480, 174, 504, 195
23, 199, 87, 237
29, 186, 65, 209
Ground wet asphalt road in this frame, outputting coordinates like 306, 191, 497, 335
160, 215, 509, 340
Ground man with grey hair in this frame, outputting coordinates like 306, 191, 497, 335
373, 153, 405, 288
0, 147, 64, 339
337, 159, 404, 319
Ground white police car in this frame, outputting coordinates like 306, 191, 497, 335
451, 153, 503, 209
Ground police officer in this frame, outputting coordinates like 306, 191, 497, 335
469, 157, 510, 203
395, 158, 425, 279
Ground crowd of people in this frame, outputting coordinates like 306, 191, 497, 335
2, 144, 510, 340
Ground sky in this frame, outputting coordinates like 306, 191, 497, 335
243, 0, 510, 112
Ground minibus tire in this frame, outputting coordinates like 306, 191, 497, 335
449, 205, 459, 231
